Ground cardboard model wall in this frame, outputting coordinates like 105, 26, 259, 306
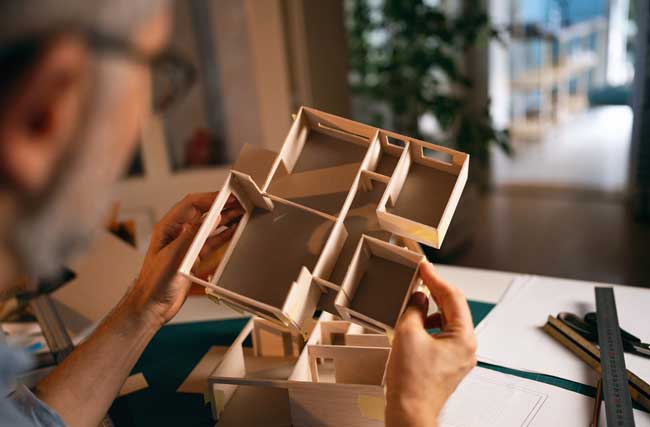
209, 313, 391, 427
177, 107, 468, 426
179, 106, 468, 337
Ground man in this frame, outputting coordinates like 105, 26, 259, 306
0, 1, 476, 426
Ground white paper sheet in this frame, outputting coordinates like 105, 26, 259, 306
440, 367, 546, 426
441, 367, 650, 426
475, 275, 650, 386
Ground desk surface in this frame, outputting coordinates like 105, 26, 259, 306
109, 301, 496, 427
114, 265, 645, 426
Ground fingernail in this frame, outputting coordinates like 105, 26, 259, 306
409, 292, 427, 307
190, 206, 201, 221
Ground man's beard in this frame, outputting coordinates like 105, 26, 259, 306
11, 122, 115, 281
10, 62, 138, 282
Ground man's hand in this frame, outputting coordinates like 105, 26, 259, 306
36, 192, 243, 426
125, 192, 243, 327
385, 262, 477, 427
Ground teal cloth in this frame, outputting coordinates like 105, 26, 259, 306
588, 84, 631, 106
109, 301, 597, 426
109, 318, 248, 427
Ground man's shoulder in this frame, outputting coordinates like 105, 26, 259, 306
0, 340, 38, 426
0, 340, 65, 427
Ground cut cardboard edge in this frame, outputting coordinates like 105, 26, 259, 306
334, 235, 425, 332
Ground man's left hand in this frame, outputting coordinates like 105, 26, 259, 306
125, 192, 243, 327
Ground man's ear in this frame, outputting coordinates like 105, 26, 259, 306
0, 34, 89, 194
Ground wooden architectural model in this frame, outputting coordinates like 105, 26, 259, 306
178, 107, 469, 426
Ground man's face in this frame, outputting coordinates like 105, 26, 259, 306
0, 8, 170, 285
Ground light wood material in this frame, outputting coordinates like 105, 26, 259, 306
329, 174, 391, 285
180, 109, 467, 332
178, 107, 469, 425
216, 384, 293, 427
307, 345, 390, 385
177, 346, 229, 394
288, 381, 385, 427
314, 277, 344, 315
335, 235, 424, 333
208, 317, 302, 419
377, 136, 469, 249
266, 109, 374, 217
345, 334, 391, 348
118, 373, 148, 397
252, 318, 304, 358
232, 143, 279, 188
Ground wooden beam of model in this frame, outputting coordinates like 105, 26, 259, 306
176, 107, 469, 426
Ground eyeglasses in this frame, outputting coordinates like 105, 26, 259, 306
86, 31, 197, 113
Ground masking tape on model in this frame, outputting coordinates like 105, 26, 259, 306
357, 395, 385, 422
385, 328, 395, 345
212, 388, 226, 418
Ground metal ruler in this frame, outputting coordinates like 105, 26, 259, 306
30, 295, 74, 363
30, 281, 115, 427
595, 287, 635, 426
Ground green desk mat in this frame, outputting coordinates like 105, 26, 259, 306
108, 300, 596, 426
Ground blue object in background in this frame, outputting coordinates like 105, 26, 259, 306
518, 0, 607, 26
25, 342, 43, 353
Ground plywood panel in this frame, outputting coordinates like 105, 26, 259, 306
349, 257, 416, 327
289, 382, 384, 427
217, 385, 293, 427
217, 203, 333, 308
177, 346, 229, 394
316, 284, 342, 315
232, 144, 279, 188
267, 130, 368, 216
329, 181, 390, 285
389, 163, 457, 227
291, 131, 367, 173
345, 334, 391, 348
375, 151, 400, 177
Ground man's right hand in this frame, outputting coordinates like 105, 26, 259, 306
385, 262, 477, 427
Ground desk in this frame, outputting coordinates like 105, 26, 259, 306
106, 265, 614, 426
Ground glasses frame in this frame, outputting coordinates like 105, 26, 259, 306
86, 31, 198, 113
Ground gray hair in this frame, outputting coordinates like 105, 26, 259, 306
1, 0, 168, 280
0, 0, 166, 45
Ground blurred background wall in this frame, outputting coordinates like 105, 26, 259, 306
129, 0, 649, 288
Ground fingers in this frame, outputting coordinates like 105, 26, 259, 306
397, 291, 429, 331
425, 312, 444, 330
151, 192, 242, 253
193, 225, 238, 279
162, 192, 219, 227
197, 206, 243, 259
420, 262, 473, 335
139, 221, 200, 297
218, 206, 245, 227
199, 222, 239, 259
159, 222, 200, 273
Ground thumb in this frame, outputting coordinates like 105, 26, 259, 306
160, 222, 199, 272
398, 291, 429, 330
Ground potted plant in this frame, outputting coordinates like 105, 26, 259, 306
346, 0, 512, 259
